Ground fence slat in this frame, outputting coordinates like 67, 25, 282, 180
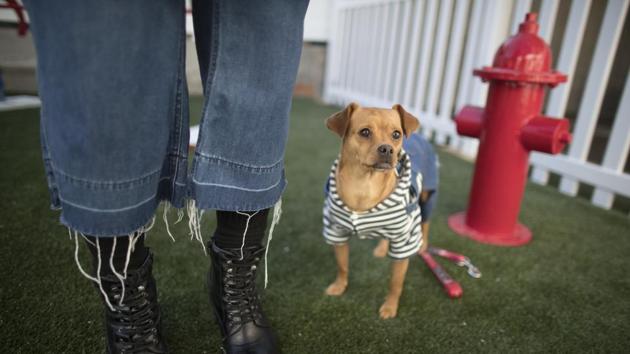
402, 0, 425, 107
511, 0, 533, 34
373, 4, 393, 96
367, 5, 386, 96
362, 6, 377, 94
355, 8, 368, 93
392, 0, 413, 102
591, 75, 630, 208
412, 0, 438, 112
360, 6, 379, 93
426, 0, 453, 141
343, 8, 355, 91
323, 4, 341, 96
383, 1, 403, 99
342, 9, 356, 90
350, 9, 364, 91
538, 0, 560, 42
530, 0, 592, 185
333, 9, 347, 86
452, 0, 483, 151
437, 0, 468, 146
338, 0, 399, 9
559, 0, 629, 196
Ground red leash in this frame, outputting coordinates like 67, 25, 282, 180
420, 247, 481, 299
420, 252, 463, 298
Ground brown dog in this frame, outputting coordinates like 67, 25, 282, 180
323, 102, 421, 319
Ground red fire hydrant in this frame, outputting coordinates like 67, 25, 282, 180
448, 13, 572, 246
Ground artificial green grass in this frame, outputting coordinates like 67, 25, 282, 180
1, 97, 629, 353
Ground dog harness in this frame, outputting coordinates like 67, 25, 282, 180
322, 151, 423, 259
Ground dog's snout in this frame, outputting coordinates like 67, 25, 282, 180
377, 144, 394, 157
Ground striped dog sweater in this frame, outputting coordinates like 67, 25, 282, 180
322, 151, 423, 259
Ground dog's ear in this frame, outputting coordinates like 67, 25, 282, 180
392, 104, 420, 137
326, 102, 359, 138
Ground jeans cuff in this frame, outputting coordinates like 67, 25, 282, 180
59, 196, 159, 237
190, 156, 286, 211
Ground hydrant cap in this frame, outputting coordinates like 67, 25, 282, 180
475, 13, 566, 85
494, 13, 550, 72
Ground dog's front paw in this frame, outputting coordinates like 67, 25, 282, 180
325, 279, 348, 296
379, 298, 399, 319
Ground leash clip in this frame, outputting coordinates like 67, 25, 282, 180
428, 247, 482, 279
457, 258, 482, 279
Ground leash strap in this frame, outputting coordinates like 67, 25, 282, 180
428, 247, 482, 279
420, 252, 463, 299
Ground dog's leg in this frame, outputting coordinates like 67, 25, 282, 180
379, 258, 409, 319
325, 243, 349, 296
373, 239, 389, 258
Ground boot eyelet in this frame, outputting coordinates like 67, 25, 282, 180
113, 294, 121, 300
138, 285, 145, 291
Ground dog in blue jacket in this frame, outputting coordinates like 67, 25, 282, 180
323, 102, 438, 319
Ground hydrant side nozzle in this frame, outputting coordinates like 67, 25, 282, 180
520, 116, 572, 154
455, 105, 485, 138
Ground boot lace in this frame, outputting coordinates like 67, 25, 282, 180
221, 256, 263, 328
106, 279, 162, 353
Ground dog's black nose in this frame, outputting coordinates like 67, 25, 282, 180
377, 144, 394, 157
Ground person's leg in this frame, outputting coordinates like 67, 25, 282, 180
84, 235, 149, 275
191, 0, 308, 210
25, 0, 189, 235
191, 0, 309, 352
212, 209, 270, 249
24, 1, 188, 352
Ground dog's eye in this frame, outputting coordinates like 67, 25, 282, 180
392, 131, 402, 140
359, 128, 371, 138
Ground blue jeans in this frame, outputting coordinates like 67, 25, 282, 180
24, 0, 309, 236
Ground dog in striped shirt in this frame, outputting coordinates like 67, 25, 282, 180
323, 102, 422, 319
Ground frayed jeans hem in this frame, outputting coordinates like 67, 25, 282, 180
189, 178, 287, 212
58, 197, 160, 237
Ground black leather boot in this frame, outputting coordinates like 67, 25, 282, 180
208, 241, 279, 354
96, 254, 168, 354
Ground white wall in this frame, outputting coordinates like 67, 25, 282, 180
304, 0, 332, 42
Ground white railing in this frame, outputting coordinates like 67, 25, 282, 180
323, 0, 630, 213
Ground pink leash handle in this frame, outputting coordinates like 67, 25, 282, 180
428, 247, 482, 279
420, 252, 463, 299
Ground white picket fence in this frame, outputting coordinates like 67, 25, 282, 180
323, 0, 630, 213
